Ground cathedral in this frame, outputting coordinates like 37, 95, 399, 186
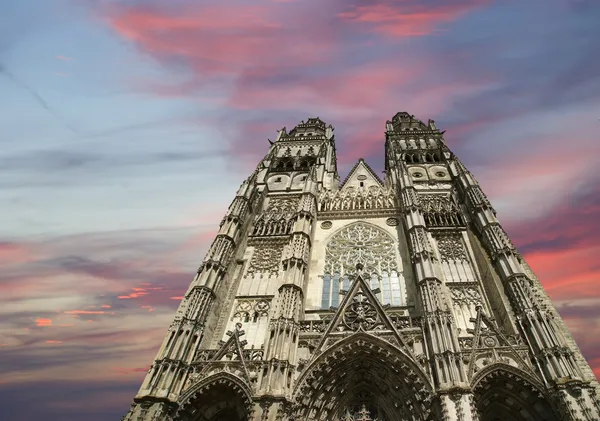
122, 113, 600, 421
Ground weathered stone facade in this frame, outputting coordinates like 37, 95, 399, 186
122, 114, 600, 421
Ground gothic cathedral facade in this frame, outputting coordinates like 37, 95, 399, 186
122, 113, 599, 421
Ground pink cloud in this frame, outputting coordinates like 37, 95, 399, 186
56, 55, 73, 61
338, 1, 489, 37
111, 366, 150, 375
45, 340, 63, 344
0, 241, 35, 266
524, 245, 600, 301
104, 2, 334, 86
229, 61, 422, 112
100, 0, 497, 168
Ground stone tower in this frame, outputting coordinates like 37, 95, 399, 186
122, 114, 599, 421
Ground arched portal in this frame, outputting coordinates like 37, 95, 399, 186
175, 373, 252, 421
472, 364, 560, 421
293, 333, 434, 421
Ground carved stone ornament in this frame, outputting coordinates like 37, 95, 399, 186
450, 286, 483, 307
247, 246, 282, 274
413, 182, 452, 190
266, 197, 299, 216
343, 290, 380, 331
385, 217, 399, 226
325, 223, 398, 276
319, 185, 396, 213
321, 221, 333, 229
232, 298, 271, 321
436, 234, 468, 262
419, 193, 452, 212
342, 405, 381, 421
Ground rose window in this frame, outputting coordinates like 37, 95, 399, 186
321, 223, 406, 308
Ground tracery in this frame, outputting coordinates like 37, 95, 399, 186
321, 223, 405, 308
319, 185, 396, 212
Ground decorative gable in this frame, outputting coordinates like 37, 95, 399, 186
314, 264, 410, 353
340, 159, 383, 190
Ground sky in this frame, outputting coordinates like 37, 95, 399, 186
1, 0, 599, 419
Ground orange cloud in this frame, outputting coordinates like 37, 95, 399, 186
45, 340, 63, 344
117, 285, 165, 299
63, 310, 108, 315
35, 318, 52, 327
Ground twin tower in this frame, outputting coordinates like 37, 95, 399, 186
122, 113, 599, 421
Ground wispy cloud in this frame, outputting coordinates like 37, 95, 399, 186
0, 63, 79, 134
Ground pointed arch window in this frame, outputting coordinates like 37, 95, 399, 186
320, 223, 406, 308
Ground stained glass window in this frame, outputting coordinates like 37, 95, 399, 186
321, 223, 406, 308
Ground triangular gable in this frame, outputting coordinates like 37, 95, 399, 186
339, 159, 383, 189
200, 323, 251, 383
466, 307, 531, 377
315, 266, 410, 353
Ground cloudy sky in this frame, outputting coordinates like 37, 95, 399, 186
1, 0, 599, 419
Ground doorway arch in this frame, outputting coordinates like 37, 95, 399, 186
292, 333, 434, 420
472, 364, 560, 421
175, 373, 252, 421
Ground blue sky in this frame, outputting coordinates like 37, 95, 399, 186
1, 0, 600, 419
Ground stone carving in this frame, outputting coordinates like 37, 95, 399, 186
319, 185, 396, 213
299, 318, 332, 333
342, 290, 380, 331
385, 217, 399, 226
342, 405, 381, 421
325, 223, 398, 276
413, 182, 453, 190
420, 194, 465, 228
251, 197, 299, 237
419, 194, 451, 211
247, 246, 282, 275
232, 298, 272, 322
436, 235, 468, 262
321, 221, 333, 229
450, 286, 483, 307
267, 197, 299, 215
322, 223, 405, 307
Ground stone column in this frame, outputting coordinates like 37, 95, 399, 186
388, 153, 479, 421
254, 190, 316, 420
